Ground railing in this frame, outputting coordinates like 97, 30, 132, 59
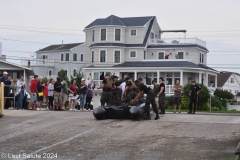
149, 37, 206, 48
21, 58, 55, 66
86, 80, 174, 95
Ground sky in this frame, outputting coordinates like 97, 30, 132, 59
0, 0, 240, 73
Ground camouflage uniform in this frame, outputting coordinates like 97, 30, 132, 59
145, 90, 159, 115
125, 81, 137, 105
111, 88, 122, 105
100, 79, 113, 106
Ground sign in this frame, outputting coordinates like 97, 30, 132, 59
207, 87, 215, 96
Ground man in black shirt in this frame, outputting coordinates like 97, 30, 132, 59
157, 77, 166, 114
97, 75, 113, 106
134, 81, 159, 120
54, 77, 63, 110
188, 80, 202, 114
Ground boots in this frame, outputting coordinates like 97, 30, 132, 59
145, 112, 151, 120
154, 114, 160, 120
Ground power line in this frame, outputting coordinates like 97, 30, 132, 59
0, 38, 51, 44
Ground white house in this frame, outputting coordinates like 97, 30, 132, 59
21, 43, 85, 79
217, 71, 240, 100
82, 15, 219, 107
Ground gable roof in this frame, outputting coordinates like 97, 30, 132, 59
36, 43, 84, 52
85, 15, 154, 28
217, 72, 232, 88
0, 60, 34, 75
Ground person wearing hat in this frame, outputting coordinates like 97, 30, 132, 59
79, 78, 87, 110
188, 80, 202, 114
157, 77, 166, 114
152, 80, 160, 109
97, 75, 113, 106
123, 77, 138, 105
111, 76, 122, 105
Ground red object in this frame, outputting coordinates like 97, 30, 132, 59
69, 84, 79, 96
165, 55, 169, 59
43, 85, 48, 96
30, 79, 38, 92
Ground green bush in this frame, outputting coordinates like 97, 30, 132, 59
181, 95, 190, 109
211, 96, 224, 111
229, 102, 235, 105
214, 89, 234, 100
165, 96, 174, 106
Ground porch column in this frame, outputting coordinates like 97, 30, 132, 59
215, 75, 217, 88
205, 73, 209, 86
180, 70, 183, 85
134, 71, 137, 81
199, 72, 202, 84
157, 71, 160, 83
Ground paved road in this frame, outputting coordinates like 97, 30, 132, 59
0, 110, 240, 160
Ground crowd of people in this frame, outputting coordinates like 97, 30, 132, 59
1, 71, 202, 117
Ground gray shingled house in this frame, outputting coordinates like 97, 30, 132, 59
82, 15, 218, 106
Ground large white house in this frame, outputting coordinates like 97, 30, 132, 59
21, 43, 85, 79
82, 15, 219, 106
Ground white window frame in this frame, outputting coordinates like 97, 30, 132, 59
177, 51, 185, 59
99, 49, 107, 63
129, 50, 137, 58
60, 53, 64, 61
158, 51, 165, 59
114, 28, 121, 42
42, 54, 48, 64
230, 78, 234, 83
73, 68, 77, 77
65, 53, 70, 61
80, 53, 84, 62
100, 28, 107, 41
73, 53, 77, 62
64, 70, 68, 76
150, 32, 155, 39
130, 29, 137, 36
42, 54, 48, 59
48, 69, 52, 76
113, 50, 121, 63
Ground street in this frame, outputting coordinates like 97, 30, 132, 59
0, 110, 240, 160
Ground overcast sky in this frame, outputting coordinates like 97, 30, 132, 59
1, 0, 240, 73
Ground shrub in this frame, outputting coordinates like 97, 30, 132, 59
211, 96, 224, 111
229, 102, 235, 105
214, 89, 234, 100
181, 95, 190, 109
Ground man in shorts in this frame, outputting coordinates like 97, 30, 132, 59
173, 79, 182, 113
54, 77, 63, 110
28, 75, 38, 110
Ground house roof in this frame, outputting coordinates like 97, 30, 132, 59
86, 61, 217, 72
217, 72, 232, 88
85, 15, 154, 28
0, 60, 34, 75
36, 43, 84, 52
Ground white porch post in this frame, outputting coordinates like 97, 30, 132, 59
157, 71, 160, 83
180, 70, 183, 85
205, 73, 209, 86
134, 71, 137, 81
199, 72, 202, 84
215, 74, 217, 88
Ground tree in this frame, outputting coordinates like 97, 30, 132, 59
70, 69, 84, 85
182, 83, 210, 110
214, 89, 234, 100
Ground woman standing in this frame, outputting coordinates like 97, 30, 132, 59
37, 77, 45, 111
43, 81, 49, 110
85, 81, 95, 111
68, 80, 79, 111
16, 76, 25, 110
48, 79, 54, 110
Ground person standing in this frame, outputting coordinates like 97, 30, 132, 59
16, 76, 25, 110
68, 80, 79, 111
85, 85, 93, 111
124, 77, 138, 105
48, 79, 54, 110
36, 77, 45, 111
4, 76, 12, 109
0, 71, 8, 107
134, 81, 159, 120
97, 75, 113, 106
43, 81, 49, 110
61, 77, 68, 111
54, 77, 63, 111
173, 80, 183, 113
188, 80, 202, 114
152, 80, 160, 109
111, 76, 122, 106
10, 78, 17, 109
157, 77, 166, 114
28, 75, 38, 110
79, 78, 87, 110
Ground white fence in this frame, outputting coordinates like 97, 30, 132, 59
228, 105, 240, 111
21, 58, 54, 66
149, 37, 206, 48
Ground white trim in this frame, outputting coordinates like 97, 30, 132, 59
73, 53, 78, 62
99, 49, 107, 63
158, 51, 165, 59
130, 29, 137, 36
129, 50, 137, 58
100, 28, 107, 41
0, 60, 32, 70
64, 69, 68, 76
177, 51, 185, 59
42, 54, 48, 59
80, 53, 84, 62
72, 68, 77, 77
84, 25, 145, 30
114, 28, 122, 42
60, 53, 64, 61
65, 53, 70, 61
113, 49, 121, 63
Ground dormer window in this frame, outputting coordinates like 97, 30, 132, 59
200, 53, 204, 63
101, 29, 106, 41
130, 29, 137, 36
115, 29, 121, 41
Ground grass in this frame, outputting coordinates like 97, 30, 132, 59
164, 108, 240, 114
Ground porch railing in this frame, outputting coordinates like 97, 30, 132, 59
20, 58, 55, 66
86, 80, 174, 95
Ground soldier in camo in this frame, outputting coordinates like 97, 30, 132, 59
97, 75, 113, 106
123, 77, 137, 105
111, 76, 122, 105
